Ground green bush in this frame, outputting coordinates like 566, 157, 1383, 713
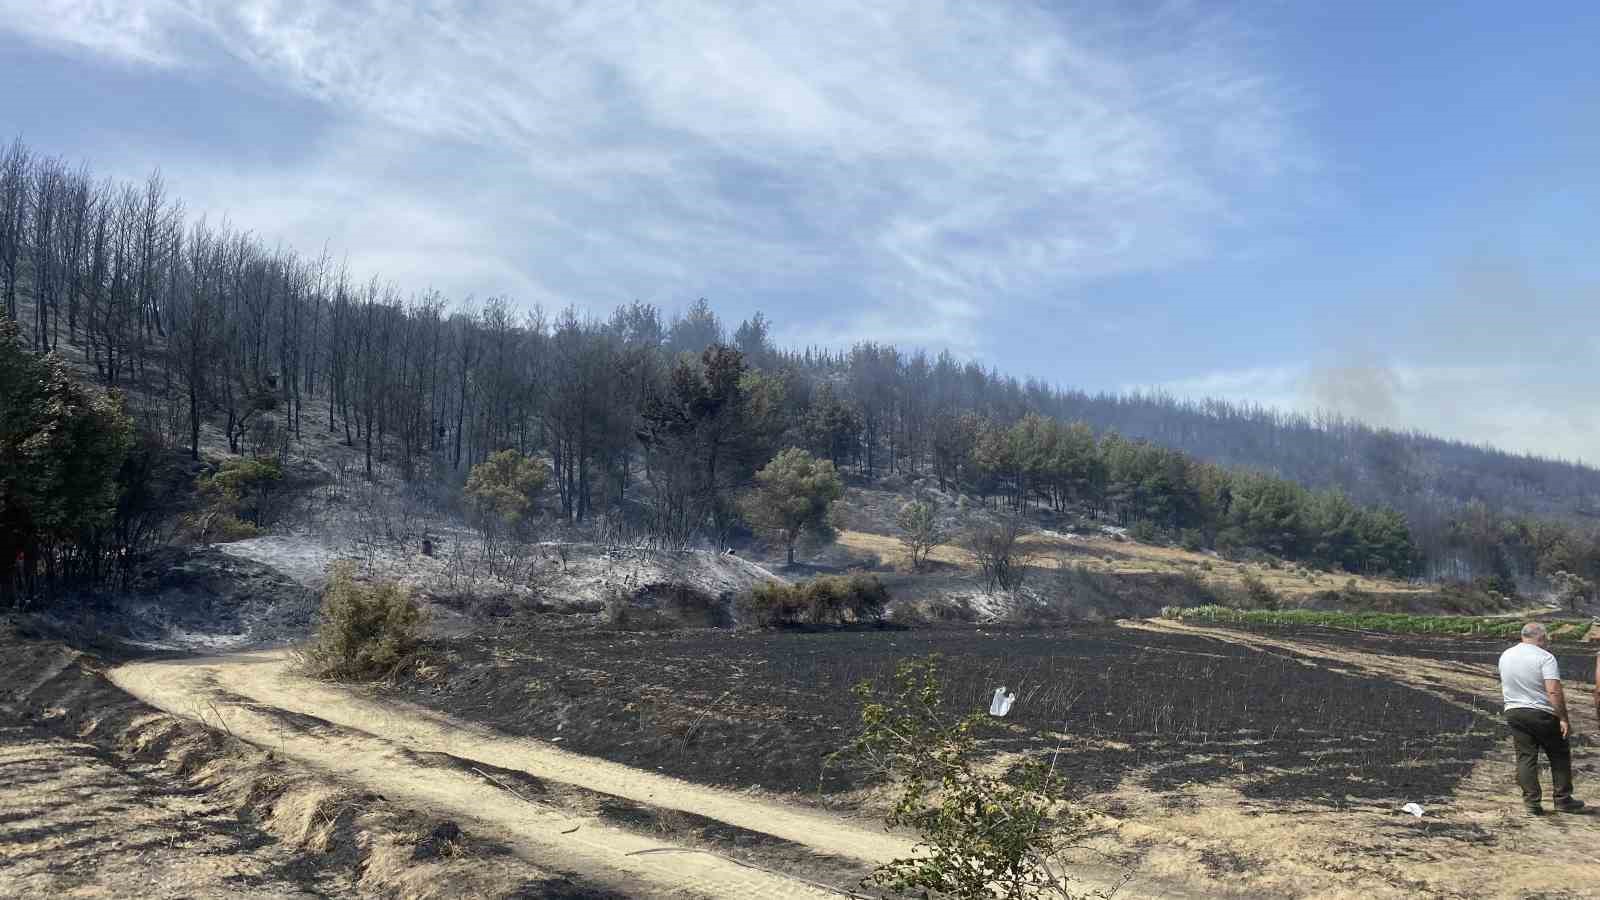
1179, 528, 1205, 552
464, 449, 549, 538
192, 457, 283, 543
1475, 573, 1518, 599
1, 319, 134, 605
895, 497, 945, 570
1129, 519, 1159, 543
300, 563, 425, 680
834, 656, 1111, 898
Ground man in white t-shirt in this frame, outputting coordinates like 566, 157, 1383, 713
1499, 622, 1584, 815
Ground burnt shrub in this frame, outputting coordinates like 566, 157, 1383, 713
661, 583, 730, 627
299, 563, 425, 680
842, 574, 890, 621
602, 587, 634, 629
738, 575, 890, 627
738, 581, 805, 627
605, 583, 730, 630
891, 595, 975, 626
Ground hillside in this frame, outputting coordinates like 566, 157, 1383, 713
2, 132, 1597, 608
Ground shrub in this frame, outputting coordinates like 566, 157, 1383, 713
737, 574, 889, 627
1129, 519, 1159, 544
1214, 528, 1246, 558
923, 596, 978, 623
1180, 529, 1205, 552
465, 449, 549, 538
1239, 569, 1281, 610
739, 580, 806, 627
833, 656, 1113, 899
895, 496, 946, 570
803, 577, 846, 623
1173, 570, 1221, 605
191, 457, 283, 544
300, 563, 425, 680
1047, 563, 1119, 618
1551, 571, 1593, 613
601, 587, 633, 629
964, 517, 1031, 592
663, 583, 729, 627
845, 573, 890, 621
607, 583, 731, 630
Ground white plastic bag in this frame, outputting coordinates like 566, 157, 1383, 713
1401, 802, 1425, 818
989, 686, 1016, 717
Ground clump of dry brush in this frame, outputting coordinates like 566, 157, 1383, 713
298, 562, 425, 680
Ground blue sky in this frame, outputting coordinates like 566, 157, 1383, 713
3, 1, 1597, 460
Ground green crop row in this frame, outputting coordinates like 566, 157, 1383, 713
1159, 605, 1595, 642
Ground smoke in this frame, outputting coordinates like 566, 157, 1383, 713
1301, 359, 1401, 427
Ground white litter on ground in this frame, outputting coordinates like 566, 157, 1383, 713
1401, 802, 1425, 818
989, 686, 1016, 717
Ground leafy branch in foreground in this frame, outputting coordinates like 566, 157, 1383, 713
833, 655, 1122, 900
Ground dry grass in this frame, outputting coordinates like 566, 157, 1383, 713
835, 528, 1426, 598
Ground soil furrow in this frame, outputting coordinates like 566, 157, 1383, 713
110, 651, 874, 899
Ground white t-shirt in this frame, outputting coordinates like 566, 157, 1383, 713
1499, 642, 1560, 714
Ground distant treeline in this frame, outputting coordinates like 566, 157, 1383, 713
1, 136, 1596, 589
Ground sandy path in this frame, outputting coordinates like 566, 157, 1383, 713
0, 719, 336, 899
108, 650, 1194, 898
112, 650, 900, 899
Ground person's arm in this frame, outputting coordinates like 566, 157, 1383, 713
1548, 679, 1571, 737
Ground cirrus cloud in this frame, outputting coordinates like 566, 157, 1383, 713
2, 0, 1310, 355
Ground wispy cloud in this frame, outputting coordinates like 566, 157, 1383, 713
1, 0, 1308, 353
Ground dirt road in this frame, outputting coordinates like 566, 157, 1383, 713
111, 650, 904, 899
108, 647, 1215, 900
108, 627, 1582, 899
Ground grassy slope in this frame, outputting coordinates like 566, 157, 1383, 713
836, 528, 1429, 599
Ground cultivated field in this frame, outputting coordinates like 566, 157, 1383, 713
13, 596, 1600, 896
378, 619, 1600, 898
392, 625, 1497, 803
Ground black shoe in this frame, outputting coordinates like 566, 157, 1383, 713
1555, 798, 1586, 813
1526, 803, 1546, 816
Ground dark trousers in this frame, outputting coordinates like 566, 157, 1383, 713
1506, 707, 1573, 805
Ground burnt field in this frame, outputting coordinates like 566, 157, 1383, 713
392, 624, 1508, 808
1233, 623, 1599, 677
